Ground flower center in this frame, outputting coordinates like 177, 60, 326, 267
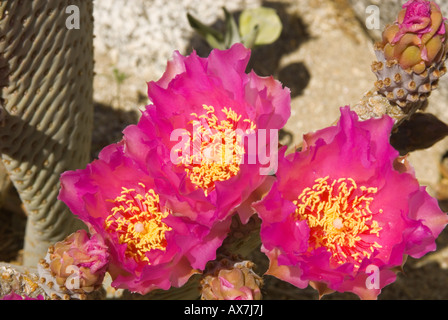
104, 183, 172, 263
177, 104, 256, 196
293, 176, 383, 267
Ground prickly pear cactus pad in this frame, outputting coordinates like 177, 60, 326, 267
2, 0, 448, 303
0, 0, 94, 266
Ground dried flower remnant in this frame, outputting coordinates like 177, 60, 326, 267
253, 107, 448, 299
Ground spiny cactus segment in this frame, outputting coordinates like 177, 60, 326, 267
372, 0, 448, 109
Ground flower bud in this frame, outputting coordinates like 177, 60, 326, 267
37, 230, 109, 300
372, 0, 448, 108
200, 256, 263, 300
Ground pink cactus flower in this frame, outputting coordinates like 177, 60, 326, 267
392, 0, 447, 44
122, 43, 290, 224
58, 142, 231, 294
253, 107, 448, 299
1, 292, 44, 300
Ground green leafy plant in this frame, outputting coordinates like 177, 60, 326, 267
112, 67, 129, 107
187, 6, 282, 49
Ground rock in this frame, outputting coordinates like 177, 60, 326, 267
93, 0, 262, 112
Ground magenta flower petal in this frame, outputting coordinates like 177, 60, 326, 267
155, 51, 187, 89
392, 0, 447, 44
253, 106, 448, 299
1, 292, 44, 300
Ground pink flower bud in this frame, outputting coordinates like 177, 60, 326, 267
382, 0, 448, 71
48, 230, 109, 289
37, 229, 110, 299
201, 258, 263, 300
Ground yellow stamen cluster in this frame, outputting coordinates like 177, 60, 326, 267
293, 176, 383, 267
104, 183, 172, 263
177, 104, 256, 196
